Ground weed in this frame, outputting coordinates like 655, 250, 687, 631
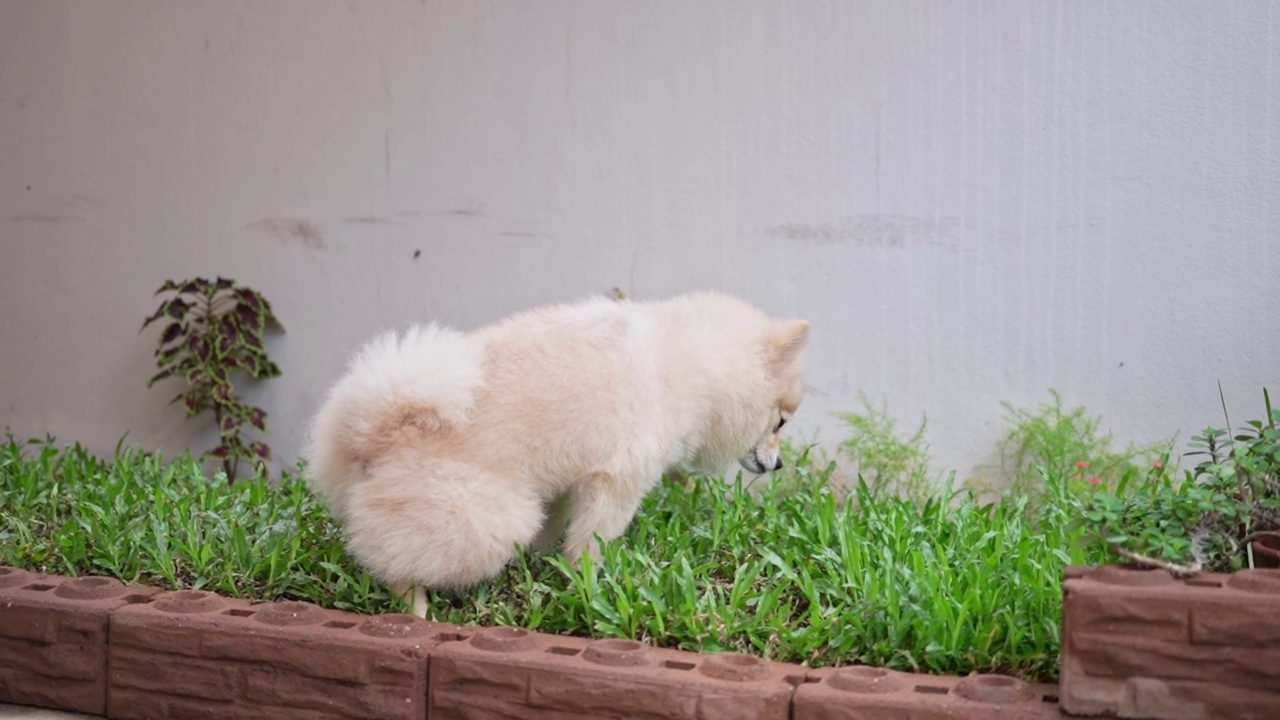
835, 394, 938, 502
983, 390, 1168, 508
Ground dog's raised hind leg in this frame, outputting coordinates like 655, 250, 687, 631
411, 585, 428, 619
391, 582, 430, 620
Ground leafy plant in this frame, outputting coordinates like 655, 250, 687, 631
1186, 388, 1280, 495
985, 390, 1168, 508
141, 277, 283, 481
835, 394, 938, 502
1080, 389, 1280, 574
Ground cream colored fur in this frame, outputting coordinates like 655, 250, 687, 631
303, 291, 810, 614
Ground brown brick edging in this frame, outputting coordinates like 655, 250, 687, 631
0, 566, 159, 714
107, 591, 457, 719
797, 666, 1062, 719
429, 626, 802, 718
23, 563, 1258, 719
1061, 564, 1280, 719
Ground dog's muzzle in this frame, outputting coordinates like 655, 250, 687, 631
740, 449, 783, 474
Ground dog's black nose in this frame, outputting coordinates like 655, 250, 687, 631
773, 457, 783, 471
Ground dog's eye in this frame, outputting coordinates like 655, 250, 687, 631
776, 417, 787, 431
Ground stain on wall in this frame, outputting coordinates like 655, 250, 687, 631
344, 216, 398, 225
7, 213, 82, 224
249, 219, 326, 249
764, 214, 968, 250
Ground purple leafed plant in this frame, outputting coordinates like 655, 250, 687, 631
141, 276, 283, 481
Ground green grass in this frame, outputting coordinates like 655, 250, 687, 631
0, 434, 1105, 683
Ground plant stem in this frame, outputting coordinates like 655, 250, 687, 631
212, 403, 236, 482
1106, 542, 1201, 577
205, 288, 237, 483
1236, 530, 1280, 550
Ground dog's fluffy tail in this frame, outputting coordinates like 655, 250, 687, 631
304, 324, 485, 519
341, 457, 545, 590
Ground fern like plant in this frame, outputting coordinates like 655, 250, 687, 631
141, 276, 283, 481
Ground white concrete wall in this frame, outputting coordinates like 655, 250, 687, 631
2, 1, 1277, 481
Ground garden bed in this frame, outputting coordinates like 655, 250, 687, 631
0, 437, 1092, 683
5, 402, 1279, 720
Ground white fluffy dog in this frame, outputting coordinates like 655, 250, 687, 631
304, 291, 810, 615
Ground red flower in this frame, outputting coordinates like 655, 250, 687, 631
1088, 476, 1101, 486
1075, 461, 1089, 469
1152, 461, 1163, 470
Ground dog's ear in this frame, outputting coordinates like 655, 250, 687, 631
768, 319, 810, 373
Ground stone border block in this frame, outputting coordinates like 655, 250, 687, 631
107, 589, 467, 719
0, 566, 159, 715
1061, 564, 1280, 719
429, 626, 805, 719
794, 665, 1062, 719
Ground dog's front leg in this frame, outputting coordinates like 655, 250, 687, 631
561, 472, 645, 567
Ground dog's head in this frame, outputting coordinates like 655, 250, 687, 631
737, 318, 810, 475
